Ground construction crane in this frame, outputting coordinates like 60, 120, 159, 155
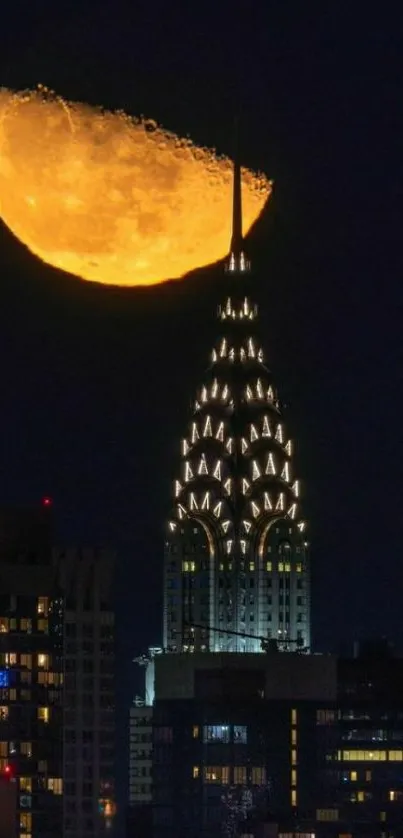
183, 622, 309, 653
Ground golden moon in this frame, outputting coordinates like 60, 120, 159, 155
0, 87, 271, 287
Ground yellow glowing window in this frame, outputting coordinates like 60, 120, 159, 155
291, 789, 297, 807
0, 758, 8, 770
6, 653, 17, 665
38, 707, 50, 723
0, 742, 8, 756
390, 790, 396, 801
37, 597, 49, 616
357, 791, 364, 802
193, 766, 200, 778
0, 706, 8, 720
340, 750, 387, 761
350, 771, 357, 781
249, 562, 255, 571
38, 618, 49, 633
284, 563, 291, 572
20, 813, 32, 829
291, 769, 297, 786
47, 778, 63, 795
182, 561, 196, 572
389, 750, 403, 760
278, 562, 284, 572
291, 749, 297, 765
9, 618, 17, 630
20, 618, 32, 632
20, 742, 32, 757
37, 653, 49, 669
20, 654, 32, 669
266, 561, 272, 572
192, 726, 199, 739
20, 777, 32, 792
291, 729, 297, 746
380, 811, 386, 821
291, 709, 297, 726
296, 563, 302, 573
204, 766, 230, 784
0, 618, 9, 633
37, 671, 47, 684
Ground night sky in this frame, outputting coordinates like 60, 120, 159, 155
1, 0, 402, 819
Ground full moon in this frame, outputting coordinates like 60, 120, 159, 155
0, 87, 271, 287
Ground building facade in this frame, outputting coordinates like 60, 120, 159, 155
163, 158, 310, 655
151, 647, 403, 838
55, 546, 116, 837
0, 505, 63, 838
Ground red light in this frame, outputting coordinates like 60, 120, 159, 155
3, 764, 12, 779
42, 496, 52, 507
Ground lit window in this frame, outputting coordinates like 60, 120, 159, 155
20, 618, 32, 632
251, 766, 266, 785
389, 750, 403, 760
47, 778, 63, 795
249, 562, 255, 572
20, 742, 32, 758
340, 750, 387, 761
204, 766, 229, 784
291, 729, 297, 746
291, 709, 297, 726
233, 766, 246, 784
296, 563, 302, 573
316, 809, 338, 821
350, 771, 357, 782
9, 689, 17, 701
0, 742, 7, 756
291, 769, 297, 786
6, 653, 17, 666
0, 619, 9, 633
193, 766, 199, 778
20, 777, 32, 792
266, 561, 272, 572
182, 561, 196, 573
20, 654, 32, 670
233, 726, 247, 744
38, 707, 50, 723
37, 654, 49, 669
20, 814, 32, 830
365, 770, 371, 782
38, 619, 49, 633
203, 725, 230, 744
291, 750, 297, 766
192, 726, 199, 739
37, 597, 49, 616
0, 706, 8, 721
291, 789, 297, 807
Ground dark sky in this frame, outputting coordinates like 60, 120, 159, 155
1, 0, 402, 819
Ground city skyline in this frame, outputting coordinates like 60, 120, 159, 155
0, 2, 402, 825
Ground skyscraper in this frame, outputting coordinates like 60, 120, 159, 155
163, 155, 310, 655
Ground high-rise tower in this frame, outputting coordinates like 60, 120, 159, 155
163, 153, 310, 655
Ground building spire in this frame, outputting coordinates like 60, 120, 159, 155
227, 119, 250, 274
